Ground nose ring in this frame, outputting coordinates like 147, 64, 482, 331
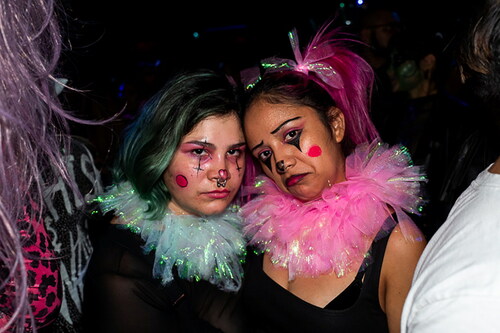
217, 169, 228, 188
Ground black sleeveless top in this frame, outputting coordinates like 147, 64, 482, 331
242, 233, 391, 333
83, 225, 247, 332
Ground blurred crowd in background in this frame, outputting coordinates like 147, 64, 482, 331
57, 0, 499, 239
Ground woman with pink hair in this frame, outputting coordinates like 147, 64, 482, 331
239, 21, 427, 332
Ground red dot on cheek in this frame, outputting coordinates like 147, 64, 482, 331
175, 175, 188, 188
307, 145, 322, 157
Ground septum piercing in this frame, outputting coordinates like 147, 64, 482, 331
217, 169, 228, 188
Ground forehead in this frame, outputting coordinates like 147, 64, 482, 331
244, 101, 320, 133
183, 113, 243, 142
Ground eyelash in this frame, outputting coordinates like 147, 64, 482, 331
258, 149, 272, 162
192, 148, 242, 159
192, 148, 208, 157
284, 128, 302, 145
256, 128, 302, 160
227, 149, 242, 158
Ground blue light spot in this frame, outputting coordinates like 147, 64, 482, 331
118, 83, 125, 97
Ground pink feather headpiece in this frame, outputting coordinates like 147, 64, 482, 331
241, 20, 378, 146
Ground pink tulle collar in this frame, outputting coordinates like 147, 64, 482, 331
240, 141, 426, 280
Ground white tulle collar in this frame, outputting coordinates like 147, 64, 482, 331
97, 181, 246, 292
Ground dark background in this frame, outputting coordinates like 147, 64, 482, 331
58, 0, 478, 174
62, 0, 472, 88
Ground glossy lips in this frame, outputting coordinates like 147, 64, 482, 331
204, 190, 230, 199
285, 173, 307, 187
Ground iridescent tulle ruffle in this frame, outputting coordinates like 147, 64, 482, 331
96, 182, 246, 292
240, 141, 426, 280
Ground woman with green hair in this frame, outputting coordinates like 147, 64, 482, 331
83, 69, 249, 332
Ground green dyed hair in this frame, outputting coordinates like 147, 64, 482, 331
113, 69, 240, 218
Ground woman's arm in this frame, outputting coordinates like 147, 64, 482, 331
380, 225, 427, 333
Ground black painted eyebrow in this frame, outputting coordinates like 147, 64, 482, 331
250, 140, 264, 153
270, 116, 301, 134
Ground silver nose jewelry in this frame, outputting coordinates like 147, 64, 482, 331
217, 169, 228, 188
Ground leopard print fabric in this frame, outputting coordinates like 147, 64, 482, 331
0, 206, 62, 331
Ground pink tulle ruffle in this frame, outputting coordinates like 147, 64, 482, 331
240, 141, 426, 280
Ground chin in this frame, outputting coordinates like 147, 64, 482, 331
199, 203, 232, 216
289, 188, 323, 202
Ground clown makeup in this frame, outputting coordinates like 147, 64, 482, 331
163, 114, 246, 216
272, 117, 303, 152
244, 100, 346, 202
307, 145, 322, 157
252, 116, 304, 172
176, 175, 188, 188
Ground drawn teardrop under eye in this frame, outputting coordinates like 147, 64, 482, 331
258, 150, 273, 172
286, 129, 302, 151
176, 175, 188, 188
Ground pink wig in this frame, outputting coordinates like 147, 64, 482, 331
243, 20, 379, 153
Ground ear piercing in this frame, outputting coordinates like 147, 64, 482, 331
217, 169, 228, 188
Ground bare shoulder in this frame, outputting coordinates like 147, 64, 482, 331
379, 224, 427, 332
381, 224, 427, 288
385, 224, 427, 262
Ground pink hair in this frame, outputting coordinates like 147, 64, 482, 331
243, 20, 379, 152
308, 23, 380, 145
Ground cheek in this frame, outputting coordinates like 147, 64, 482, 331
307, 145, 322, 157
175, 174, 188, 188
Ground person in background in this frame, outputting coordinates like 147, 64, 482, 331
400, 1, 500, 331
0, 0, 105, 331
357, 7, 403, 78
42, 135, 104, 332
381, 30, 475, 238
355, 6, 404, 131
83, 69, 249, 333
239, 21, 427, 333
